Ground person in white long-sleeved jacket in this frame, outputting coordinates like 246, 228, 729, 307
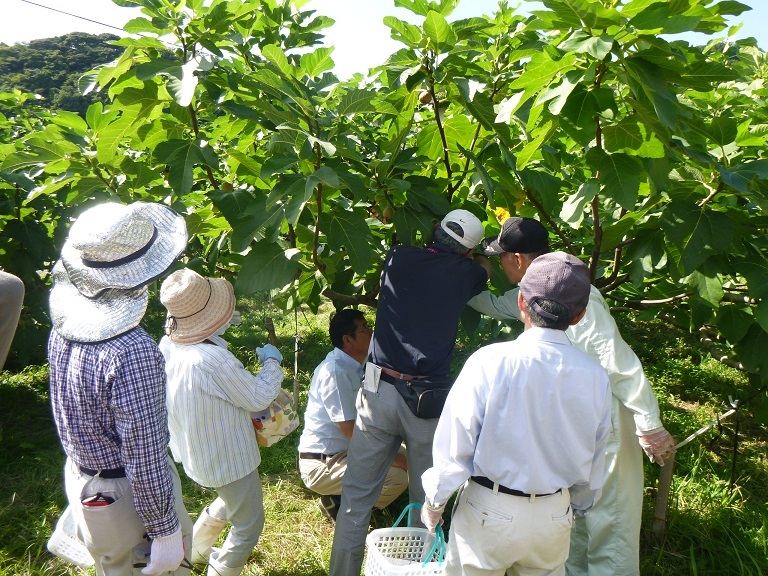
422, 251, 612, 576
468, 217, 676, 576
159, 269, 285, 576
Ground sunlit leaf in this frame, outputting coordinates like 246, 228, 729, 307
262, 44, 296, 78
237, 242, 302, 294
423, 11, 457, 52
300, 47, 335, 78
558, 31, 613, 60
384, 16, 422, 47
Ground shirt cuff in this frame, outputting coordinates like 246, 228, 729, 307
145, 513, 181, 540
634, 412, 663, 434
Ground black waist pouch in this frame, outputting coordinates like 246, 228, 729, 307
389, 377, 453, 419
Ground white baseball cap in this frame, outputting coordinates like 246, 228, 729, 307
440, 209, 484, 249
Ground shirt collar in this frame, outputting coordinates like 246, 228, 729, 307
518, 326, 573, 346
428, 242, 452, 254
330, 346, 366, 368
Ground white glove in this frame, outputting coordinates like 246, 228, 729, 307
420, 500, 445, 533
255, 344, 283, 363
638, 427, 676, 466
141, 528, 184, 575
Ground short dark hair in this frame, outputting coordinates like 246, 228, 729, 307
329, 308, 365, 349
434, 225, 470, 255
525, 248, 550, 261
524, 298, 572, 330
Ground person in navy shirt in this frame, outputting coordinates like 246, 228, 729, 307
329, 209, 490, 576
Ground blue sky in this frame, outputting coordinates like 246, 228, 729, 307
3, 0, 766, 79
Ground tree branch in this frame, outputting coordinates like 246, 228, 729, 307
595, 210, 628, 289
454, 124, 482, 193
610, 292, 691, 310
523, 188, 576, 254
588, 194, 604, 283
588, 111, 605, 282
598, 273, 630, 294
425, 54, 453, 199
312, 182, 326, 272
698, 326, 747, 371
187, 104, 218, 189
699, 180, 724, 208
322, 287, 379, 308
88, 159, 118, 194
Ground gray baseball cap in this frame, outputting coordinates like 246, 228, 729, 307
520, 251, 590, 322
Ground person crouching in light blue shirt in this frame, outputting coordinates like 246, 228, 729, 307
298, 308, 408, 522
159, 268, 285, 576
421, 252, 612, 576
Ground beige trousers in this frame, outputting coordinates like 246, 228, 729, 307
64, 456, 193, 576
446, 480, 572, 576
299, 446, 408, 509
0, 270, 23, 370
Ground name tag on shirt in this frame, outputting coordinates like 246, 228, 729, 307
363, 362, 382, 393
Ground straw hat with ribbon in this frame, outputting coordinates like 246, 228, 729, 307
49, 201, 188, 343
160, 269, 235, 345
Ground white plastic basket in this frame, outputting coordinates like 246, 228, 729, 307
47, 506, 94, 567
364, 503, 446, 576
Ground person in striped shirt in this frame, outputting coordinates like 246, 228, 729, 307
159, 268, 285, 576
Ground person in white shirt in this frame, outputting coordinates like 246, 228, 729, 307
159, 269, 285, 576
421, 251, 612, 576
468, 217, 676, 576
297, 309, 408, 522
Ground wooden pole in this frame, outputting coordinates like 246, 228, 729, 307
265, 313, 300, 407
293, 307, 300, 407
265, 317, 278, 346
652, 452, 676, 539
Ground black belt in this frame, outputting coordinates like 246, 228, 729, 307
471, 476, 560, 498
299, 452, 337, 462
79, 465, 126, 479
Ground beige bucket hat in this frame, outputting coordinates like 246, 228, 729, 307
160, 268, 235, 345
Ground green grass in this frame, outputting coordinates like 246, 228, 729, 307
1, 302, 767, 575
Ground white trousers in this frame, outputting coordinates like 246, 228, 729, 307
566, 399, 644, 576
446, 480, 572, 576
64, 456, 193, 576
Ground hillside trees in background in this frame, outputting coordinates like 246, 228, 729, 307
0, 0, 767, 418
0, 33, 123, 116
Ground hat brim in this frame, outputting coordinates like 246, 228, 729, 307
50, 261, 148, 343
480, 236, 506, 256
166, 278, 236, 345
61, 203, 187, 298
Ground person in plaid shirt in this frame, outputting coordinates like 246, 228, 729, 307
47, 201, 192, 575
